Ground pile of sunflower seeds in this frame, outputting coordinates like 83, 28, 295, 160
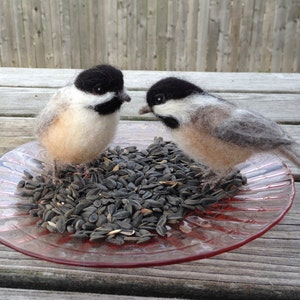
17, 137, 247, 245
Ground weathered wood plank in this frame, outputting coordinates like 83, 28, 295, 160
217, 0, 232, 72
0, 183, 299, 299
1, 0, 300, 72
156, 0, 168, 70
196, 0, 209, 70
69, 0, 81, 68
0, 288, 179, 300
93, 0, 107, 65
229, 0, 242, 71
1, 87, 299, 123
282, 0, 299, 73
136, 0, 147, 70
206, 0, 219, 72
59, 0, 72, 68
237, 0, 254, 72
31, 0, 45, 68
126, 0, 137, 70
272, 0, 287, 72
40, 0, 55, 68
50, 0, 63, 68
0, 68, 300, 93
248, 0, 265, 72
260, 0, 276, 72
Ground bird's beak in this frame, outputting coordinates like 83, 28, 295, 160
139, 105, 152, 115
118, 90, 131, 102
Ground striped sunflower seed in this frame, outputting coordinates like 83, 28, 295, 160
19, 137, 247, 245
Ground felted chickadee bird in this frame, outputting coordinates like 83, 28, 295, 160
139, 77, 300, 179
35, 64, 131, 177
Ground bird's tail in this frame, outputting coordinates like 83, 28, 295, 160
278, 144, 300, 168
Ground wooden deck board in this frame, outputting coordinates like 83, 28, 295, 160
1, 87, 300, 123
0, 288, 181, 300
0, 68, 299, 92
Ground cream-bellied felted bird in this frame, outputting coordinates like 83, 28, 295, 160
35, 64, 131, 177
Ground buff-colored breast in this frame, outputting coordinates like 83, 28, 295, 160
172, 125, 254, 171
40, 108, 118, 164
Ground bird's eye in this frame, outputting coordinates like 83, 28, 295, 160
93, 85, 103, 95
154, 94, 166, 105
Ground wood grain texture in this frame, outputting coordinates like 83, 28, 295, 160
0, 0, 300, 72
0, 68, 300, 92
0, 288, 181, 300
0, 87, 299, 123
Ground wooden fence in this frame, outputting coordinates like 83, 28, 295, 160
0, 0, 299, 72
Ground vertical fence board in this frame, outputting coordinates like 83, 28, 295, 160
272, 0, 287, 72
50, 0, 63, 68
166, 0, 177, 70
78, 0, 90, 68
94, 0, 106, 65
229, 0, 242, 72
186, 0, 199, 71
0, 0, 299, 72
206, 0, 220, 71
282, 0, 299, 72
88, 0, 98, 66
7, 0, 21, 66
12, 0, 28, 67
117, 0, 128, 68
21, 0, 37, 67
60, 0, 72, 68
260, 0, 276, 72
146, 0, 157, 70
1, 0, 16, 66
136, 0, 147, 70
294, 9, 300, 72
127, 0, 137, 69
156, 0, 168, 70
69, 0, 81, 68
248, 0, 266, 72
217, 0, 232, 72
196, 0, 210, 71
40, 0, 54, 68
106, 0, 117, 66
237, 0, 254, 72
32, 0, 45, 67
175, 0, 188, 71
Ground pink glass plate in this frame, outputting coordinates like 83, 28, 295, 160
0, 141, 295, 268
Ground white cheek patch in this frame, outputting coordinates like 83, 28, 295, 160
154, 102, 190, 124
67, 85, 115, 107
153, 94, 219, 124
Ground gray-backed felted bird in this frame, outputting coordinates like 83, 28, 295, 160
139, 77, 300, 180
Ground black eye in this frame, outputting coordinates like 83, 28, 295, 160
154, 94, 166, 105
92, 84, 103, 95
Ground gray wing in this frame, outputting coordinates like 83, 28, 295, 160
214, 109, 293, 150
35, 89, 69, 137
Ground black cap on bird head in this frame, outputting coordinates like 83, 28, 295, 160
75, 64, 130, 102
139, 77, 204, 115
